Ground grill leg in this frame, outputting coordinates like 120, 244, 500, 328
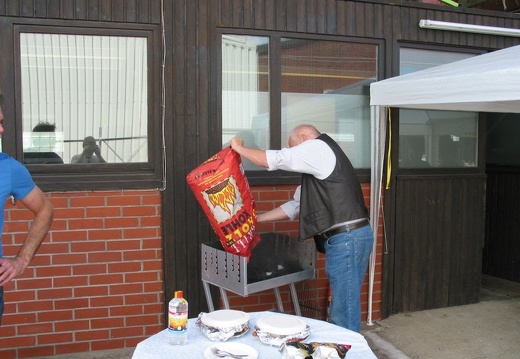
220, 287, 230, 309
202, 281, 215, 312
289, 283, 302, 316
274, 287, 284, 312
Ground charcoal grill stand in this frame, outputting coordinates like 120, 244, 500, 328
201, 236, 315, 317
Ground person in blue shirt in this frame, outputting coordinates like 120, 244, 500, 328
0, 92, 54, 326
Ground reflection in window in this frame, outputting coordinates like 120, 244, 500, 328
399, 110, 478, 168
222, 35, 269, 171
20, 33, 148, 164
280, 39, 376, 168
399, 48, 478, 169
221, 35, 377, 170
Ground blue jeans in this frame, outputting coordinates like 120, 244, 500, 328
324, 224, 374, 333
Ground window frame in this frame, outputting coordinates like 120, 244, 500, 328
217, 29, 380, 186
395, 43, 487, 177
10, 22, 163, 191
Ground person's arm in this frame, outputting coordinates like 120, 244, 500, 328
230, 137, 268, 168
0, 186, 53, 286
257, 207, 290, 222
93, 146, 107, 163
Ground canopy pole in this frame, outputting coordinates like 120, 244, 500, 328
367, 105, 387, 326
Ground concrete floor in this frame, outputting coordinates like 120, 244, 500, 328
363, 274, 520, 359
37, 275, 520, 359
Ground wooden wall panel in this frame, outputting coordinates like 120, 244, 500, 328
393, 176, 485, 314
484, 170, 520, 282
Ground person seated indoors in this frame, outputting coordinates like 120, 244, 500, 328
71, 136, 106, 164
23, 122, 64, 165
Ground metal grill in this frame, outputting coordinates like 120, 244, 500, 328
201, 232, 316, 316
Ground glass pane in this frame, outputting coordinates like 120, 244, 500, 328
20, 33, 148, 164
222, 35, 269, 171
486, 113, 520, 166
280, 39, 377, 168
399, 48, 478, 169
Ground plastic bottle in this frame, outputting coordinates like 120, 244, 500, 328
167, 290, 188, 345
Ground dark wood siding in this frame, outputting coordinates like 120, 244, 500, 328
484, 168, 520, 282
392, 175, 486, 313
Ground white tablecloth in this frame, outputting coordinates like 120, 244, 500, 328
131, 311, 377, 359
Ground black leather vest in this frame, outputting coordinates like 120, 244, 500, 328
299, 134, 368, 241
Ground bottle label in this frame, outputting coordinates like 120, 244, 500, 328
168, 311, 188, 332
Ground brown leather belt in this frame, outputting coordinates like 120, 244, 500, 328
317, 218, 370, 240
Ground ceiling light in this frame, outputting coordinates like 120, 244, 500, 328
419, 19, 520, 37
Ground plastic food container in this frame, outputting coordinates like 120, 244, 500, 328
196, 309, 250, 341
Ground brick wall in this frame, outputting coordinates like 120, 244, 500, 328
0, 185, 382, 358
0, 190, 164, 359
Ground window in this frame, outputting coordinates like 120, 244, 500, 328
12, 25, 162, 190
221, 34, 377, 172
399, 48, 478, 169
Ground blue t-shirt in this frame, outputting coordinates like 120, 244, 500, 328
0, 153, 36, 257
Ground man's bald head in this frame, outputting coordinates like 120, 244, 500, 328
288, 125, 321, 147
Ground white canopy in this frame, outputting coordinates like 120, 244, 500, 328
370, 45, 520, 113
366, 44, 520, 326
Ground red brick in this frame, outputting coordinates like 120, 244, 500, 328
52, 253, 87, 265
74, 285, 109, 298
124, 249, 160, 261
55, 319, 90, 332
90, 274, 124, 285
109, 283, 143, 295
111, 326, 145, 338
53, 275, 89, 288
53, 207, 85, 218
18, 345, 54, 358
124, 293, 159, 305
126, 271, 160, 283
106, 239, 141, 251
0, 335, 35, 348
122, 206, 157, 216
70, 196, 106, 207
88, 251, 123, 263
55, 298, 89, 310
55, 342, 90, 355
75, 329, 110, 341
107, 195, 143, 206
91, 295, 124, 308
72, 263, 108, 275
105, 217, 139, 228
38, 309, 73, 323
75, 307, 109, 319
108, 261, 142, 273
86, 206, 122, 217
123, 227, 158, 239
89, 229, 123, 240
52, 230, 88, 242
16, 278, 53, 290
69, 218, 104, 229
91, 317, 125, 329
18, 322, 54, 335
37, 288, 73, 300
38, 332, 74, 344
0, 349, 16, 359
70, 241, 107, 253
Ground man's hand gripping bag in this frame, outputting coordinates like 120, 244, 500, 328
186, 147, 260, 259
